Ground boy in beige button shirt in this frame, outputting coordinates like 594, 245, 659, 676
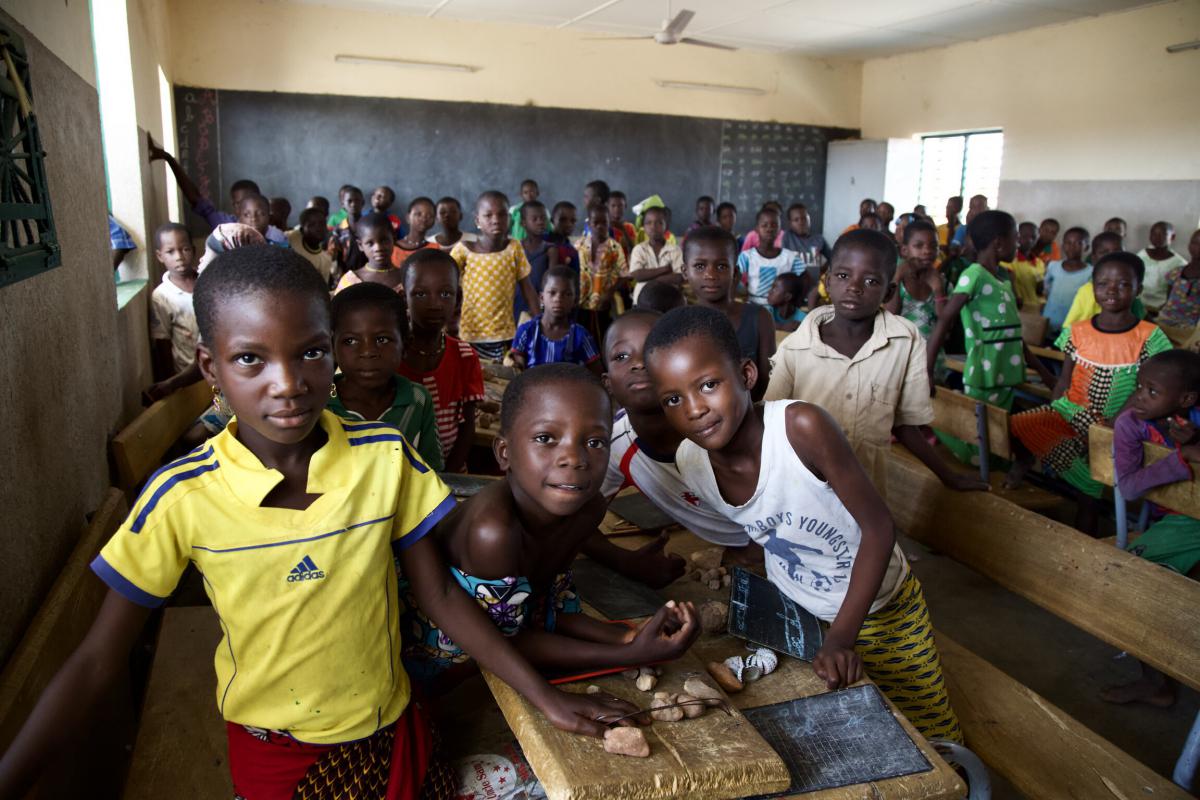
765, 229, 987, 501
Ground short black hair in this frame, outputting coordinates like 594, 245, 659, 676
520, 178, 538, 189
903, 219, 937, 244
436, 196, 462, 212
968, 210, 1016, 252
476, 190, 509, 211
585, 180, 611, 203
1040, 218, 1060, 228
644, 305, 742, 373
1094, 250, 1145, 286
331, 281, 406, 333
716, 202, 737, 216
551, 200, 576, 217
154, 222, 189, 248
341, 185, 364, 198
609, 191, 627, 202
1106, 216, 1127, 227
309, 195, 330, 211
542, 265, 577, 292
586, 201, 609, 220
697, 195, 715, 205
194, 245, 330, 343
238, 193, 269, 212
1152, 220, 1174, 233
373, 185, 396, 203
499, 362, 608, 435
603, 308, 661, 366
1142, 350, 1200, 395
755, 207, 781, 224
1092, 231, 1122, 252
832, 228, 899, 281
407, 196, 435, 213
355, 212, 394, 239
1018, 220, 1037, 232
521, 200, 546, 221
230, 178, 260, 196
635, 280, 685, 314
643, 206, 667, 223
400, 247, 459, 290
299, 206, 325, 226
682, 225, 738, 264
772, 272, 803, 299
785, 203, 806, 216
1064, 225, 1089, 240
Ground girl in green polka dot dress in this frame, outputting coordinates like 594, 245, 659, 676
926, 211, 1056, 464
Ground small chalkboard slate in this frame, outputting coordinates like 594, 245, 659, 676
571, 558, 664, 620
727, 567, 823, 661
439, 473, 498, 499
743, 685, 932, 797
607, 491, 674, 531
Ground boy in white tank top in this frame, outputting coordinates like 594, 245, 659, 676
644, 305, 961, 743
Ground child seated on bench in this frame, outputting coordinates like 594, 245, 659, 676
0, 248, 634, 799
400, 364, 699, 687
645, 305, 962, 742
1103, 349, 1200, 708
1007, 253, 1171, 532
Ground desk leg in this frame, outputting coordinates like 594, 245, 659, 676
1174, 711, 1200, 791
975, 402, 990, 484
933, 740, 991, 800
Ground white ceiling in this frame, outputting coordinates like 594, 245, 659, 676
288, 0, 1165, 58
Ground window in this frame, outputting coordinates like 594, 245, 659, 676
0, 24, 61, 289
917, 130, 1003, 226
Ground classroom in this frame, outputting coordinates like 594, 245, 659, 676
0, 0, 1198, 797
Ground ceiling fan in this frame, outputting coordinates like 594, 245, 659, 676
583, 2, 736, 50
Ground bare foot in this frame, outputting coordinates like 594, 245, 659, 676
1100, 678, 1176, 708
1002, 465, 1028, 490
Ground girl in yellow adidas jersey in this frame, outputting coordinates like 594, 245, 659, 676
0, 247, 637, 800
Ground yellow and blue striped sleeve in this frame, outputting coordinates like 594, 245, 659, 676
391, 437, 454, 550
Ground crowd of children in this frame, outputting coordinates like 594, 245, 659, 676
7, 140, 1200, 798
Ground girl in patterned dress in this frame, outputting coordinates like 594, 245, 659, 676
577, 203, 628, 343
1007, 253, 1172, 531
1157, 229, 1200, 330
886, 220, 947, 382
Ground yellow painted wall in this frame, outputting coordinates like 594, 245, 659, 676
166, 0, 862, 128
859, 0, 1200, 182
0, 0, 96, 85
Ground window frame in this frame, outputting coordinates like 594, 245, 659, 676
917, 128, 1003, 221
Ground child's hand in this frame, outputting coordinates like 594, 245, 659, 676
146, 132, 166, 162
325, 236, 340, 257
625, 534, 687, 589
627, 600, 699, 663
1169, 417, 1199, 447
537, 689, 645, 738
942, 471, 990, 492
813, 634, 863, 690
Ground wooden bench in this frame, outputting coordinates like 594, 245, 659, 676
0, 489, 131, 799
887, 452, 1199, 796
942, 356, 1053, 401
931, 387, 1010, 485
1018, 309, 1047, 346
111, 381, 212, 496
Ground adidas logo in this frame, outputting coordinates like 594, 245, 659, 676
287, 555, 326, 582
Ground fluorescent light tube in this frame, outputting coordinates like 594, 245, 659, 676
654, 79, 765, 96
1165, 40, 1200, 54
334, 54, 479, 73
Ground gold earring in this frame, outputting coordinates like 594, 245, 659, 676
211, 385, 231, 417
330, 383, 338, 398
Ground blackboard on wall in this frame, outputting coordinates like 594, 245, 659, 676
173, 85, 855, 238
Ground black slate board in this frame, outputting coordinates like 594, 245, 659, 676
727, 567, 823, 661
570, 558, 663, 620
607, 491, 674, 531
743, 685, 933, 797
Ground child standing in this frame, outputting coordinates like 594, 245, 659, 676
429, 197, 476, 251
510, 267, 601, 374
328, 282, 443, 470
1156, 229, 1200, 329
1041, 227, 1093, 335
0, 247, 634, 798
884, 220, 947, 382
781, 203, 829, 279
508, 178, 539, 241
626, 206, 684, 304
451, 191, 540, 362
398, 250, 485, 474
1103, 350, 1200, 708
766, 273, 806, 333
1001, 221, 1046, 309
369, 185, 405, 238
607, 191, 638, 258
768, 228, 984, 501
400, 365, 699, 682
1138, 221, 1187, 311
1007, 253, 1171, 529
737, 209, 804, 307
716, 202, 742, 250
391, 197, 440, 266
577, 203, 628, 343
330, 185, 366, 271
684, 227, 775, 401
149, 223, 199, 379
1032, 218, 1062, 264
546, 201, 581, 274
645, 305, 962, 742
286, 207, 337, 287
686, 196, 716, 237
334, 213, 404, 294
513, 201, 556, 323
739, 202, 785, 253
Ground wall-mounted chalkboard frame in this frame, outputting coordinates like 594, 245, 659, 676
173, 85, 856, 239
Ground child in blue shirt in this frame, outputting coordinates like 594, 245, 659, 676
510, 266, 601, 375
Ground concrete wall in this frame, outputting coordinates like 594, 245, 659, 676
165, 0, 863, 129
0, 4, 122, 663
858, 0, 1200, 249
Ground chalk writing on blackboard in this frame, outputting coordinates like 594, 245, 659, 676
173, 87, 220, 236
727, 567, 823, 661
